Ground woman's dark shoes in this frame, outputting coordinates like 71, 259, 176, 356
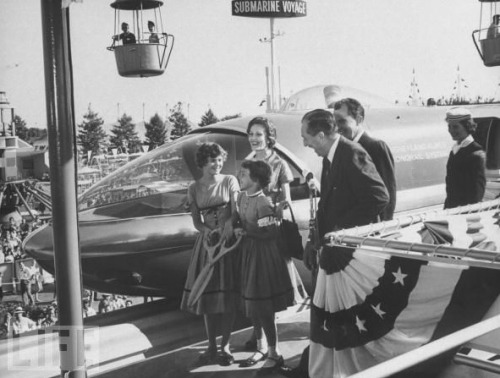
218, 350, 235, 366
257, 355, 284, 375
239, 350, 268, 367
197, 349, 218, 365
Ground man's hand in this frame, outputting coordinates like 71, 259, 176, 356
303, 241, 318, 271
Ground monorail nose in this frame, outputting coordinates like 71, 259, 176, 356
23, 223, 55, 261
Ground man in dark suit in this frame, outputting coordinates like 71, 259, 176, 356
280, 109, 389, 378
332, 97, 396, 220
301, 108, 389, 269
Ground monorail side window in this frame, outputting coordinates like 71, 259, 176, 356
475, 117, 500, 170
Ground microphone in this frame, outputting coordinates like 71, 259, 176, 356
305, 171, 317, 191
305, 171, 314, 183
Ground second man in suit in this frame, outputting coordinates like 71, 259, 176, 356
331, 97, 397, 220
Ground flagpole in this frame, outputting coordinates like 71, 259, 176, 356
349, 313, 500, 378
325, 233, 500, 270
324, 199, 500, 268
324, 198, 500, 240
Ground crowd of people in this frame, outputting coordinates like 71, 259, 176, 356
179, 98, 486, 378
0, 289, 134, 339
0, 303, 58, 338
0, 216, 44, 264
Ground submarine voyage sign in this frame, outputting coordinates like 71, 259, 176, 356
232, 0, 307, 18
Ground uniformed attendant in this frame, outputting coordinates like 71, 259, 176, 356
444, 107, 486, 209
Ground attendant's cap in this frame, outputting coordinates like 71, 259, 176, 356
13, 307, 24, 314
121, 22, 129, 27
148, 20, 155, 26
445, 107, 472, 122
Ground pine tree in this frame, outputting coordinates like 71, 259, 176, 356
199, 108, 219, 127
109, 113, 141, 153
26, 128, 47, 141
11, 115, 29, 141
77, 106, 107, 156
169, 102, 191, 140
145, 113, 167, 149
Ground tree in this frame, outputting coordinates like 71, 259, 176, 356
169, 102, 191, 140
109, 113, 141, 153
26, 128, 47, 141
145, 113, 167, 149
199, 108, 219, 127
10, 115, 29, 141
77, 106, 107, 156
220, 113, 242, 122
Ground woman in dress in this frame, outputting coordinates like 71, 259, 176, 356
246, 117, 292, 217
235, 160, 294, 372
180, 142, 240, 366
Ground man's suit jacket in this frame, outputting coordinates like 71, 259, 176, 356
358, 132, 396, 221
317, 136, 389, 238
317, 136, 389, 275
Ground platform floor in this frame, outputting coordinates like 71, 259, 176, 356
93, 305, 310, 378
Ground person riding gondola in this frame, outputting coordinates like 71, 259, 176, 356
148, 21, 159, 43
113, 22, 136, 45
487, 14, 500, 39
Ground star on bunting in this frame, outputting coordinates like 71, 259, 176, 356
355, 316, 367, 333
392, 267, 407, 286
371, 303, 386, 319
321, 319, 329, 332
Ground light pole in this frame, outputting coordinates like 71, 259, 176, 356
259, 19, 284, 112
0, 91, 15, 136
231, 0, 307, 111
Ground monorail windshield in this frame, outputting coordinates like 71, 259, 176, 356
78, 130, 307, 218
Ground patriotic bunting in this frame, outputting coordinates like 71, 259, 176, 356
311, 207, 500, 377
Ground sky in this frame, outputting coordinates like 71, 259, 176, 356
1, 0, 499, 129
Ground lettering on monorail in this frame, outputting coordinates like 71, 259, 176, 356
232, 0, 307, 18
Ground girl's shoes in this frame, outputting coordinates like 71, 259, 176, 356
257, 355, 284, 375
218, 350, 235, 366
239, 350, 268, 367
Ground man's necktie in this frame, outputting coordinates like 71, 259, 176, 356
321, 157, 331, 187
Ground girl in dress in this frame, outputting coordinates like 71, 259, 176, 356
180, 142, 240, 366
244, 116, 306, 355
235, 160, 294, 372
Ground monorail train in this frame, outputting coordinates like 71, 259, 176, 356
23, 85, 500, 298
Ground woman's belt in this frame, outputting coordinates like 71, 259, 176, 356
199, 203, 229, 216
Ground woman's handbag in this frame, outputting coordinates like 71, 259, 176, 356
278, 205, 304, 260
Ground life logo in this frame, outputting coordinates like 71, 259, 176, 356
6, 326, 100, 372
